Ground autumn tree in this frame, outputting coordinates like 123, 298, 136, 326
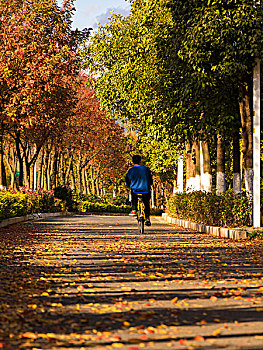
0, 0, 90, 188
36, 74, 131, 195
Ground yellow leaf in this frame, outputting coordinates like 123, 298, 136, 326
112, 343, 124, 348
212, 329, 221, 336
22, 332, 38, 339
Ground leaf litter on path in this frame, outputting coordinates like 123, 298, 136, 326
0, 216, 263, 349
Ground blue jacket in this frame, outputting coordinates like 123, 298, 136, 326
125, 165, 153, 194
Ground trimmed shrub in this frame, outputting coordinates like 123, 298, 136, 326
80, 200, 164, 215
54, 186, 76, 211
167, 190, 252, 227
0, 189, 61, 220
81, 201, 130, 213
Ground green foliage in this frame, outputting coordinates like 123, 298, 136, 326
81, 0, 262, 174
81, 201, 130, 214
168, 190, 252, 228
54, 186, 76, 211
248, 230, 263, 240
0, 190, 61, 220
80, 200, 163, 215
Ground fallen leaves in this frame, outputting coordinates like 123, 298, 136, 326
22, 332, 38, 339
1, 218, 263, 350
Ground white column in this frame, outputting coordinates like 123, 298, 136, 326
200, 141, 204, 191
177, 154, 184, 192
253, 58, 261, 227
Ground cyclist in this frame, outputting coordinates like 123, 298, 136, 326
125, 155, 153, 226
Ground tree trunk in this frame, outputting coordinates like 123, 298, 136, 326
233, 130, 241, 195
59, 153, 66, 187
216, 134, 225, 194
96, 177, 100, 197
239, 74, 253, 197
151, 187, 155, 208
0, 133, 7, 189
29, 163, 35, 190
201, 140, 212, 192
43, 149, 49, 191
84, 168, 91, 195
177, 155, 184, 193
49, 149, 56, 189
192, 140, 201, 191
37, 150, 44, 189
90, 166, 95, 195
70, 163, 76, 192
185, 143, 193, 191
82, 168, 87, 194
65, 152, 73, 186
3, 138, 18, 189
15, 133, 23, 187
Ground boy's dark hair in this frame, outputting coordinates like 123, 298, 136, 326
132, 155, 141, 164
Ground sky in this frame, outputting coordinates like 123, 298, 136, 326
57, 0, 131, 30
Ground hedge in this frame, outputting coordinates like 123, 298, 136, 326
0, 190, 62, 220
0, 189, 164, 220
80, 201, 164, 215
167, 190, 252, 228
81, 201, 130, 213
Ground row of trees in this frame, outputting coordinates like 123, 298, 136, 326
84, 0, 263, 197
0, 0, 132, 196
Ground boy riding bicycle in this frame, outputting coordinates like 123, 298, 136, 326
125, 155, 153, 226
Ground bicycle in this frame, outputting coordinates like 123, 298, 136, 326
136, 194, 145, 234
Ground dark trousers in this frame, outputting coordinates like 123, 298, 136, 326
131, 192, 151, 218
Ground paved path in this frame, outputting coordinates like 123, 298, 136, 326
1, 214, 263, 350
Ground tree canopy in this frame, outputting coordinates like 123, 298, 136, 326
82, 0, 262, 176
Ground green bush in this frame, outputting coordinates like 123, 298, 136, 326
81, 201, 131, 213
54, 186, 76, 211
80, 200, 164, 215
0, 190, 61, 220
167, 190, 252, 227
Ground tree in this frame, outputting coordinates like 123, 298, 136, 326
177, 0, 262, 195
0, 0, 90, 188
83, 0, 262, 197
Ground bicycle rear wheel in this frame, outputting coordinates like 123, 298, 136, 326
137, 216, 145, 234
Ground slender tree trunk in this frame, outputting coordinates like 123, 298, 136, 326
176, 155, 184, 193
37, 150, 44, 189
4, 142, 17, 190
29, 163, 35, 189
70, 163, 76, 192
201, 140, 212, 192
65, 152, 73, 186
239, 74, 253, 197
233, 130, 241, 195
216, 134, 226, 194
90, 166, 95, 195
192, 140, 201, 191
0, 132, 7, 188
151, 187, 155, 208
96, 177, 100, 197
185, 143, 193, 191
24, 159, 30, 188
82, 168, 87, 194
49, 149, 56, 189
15, 133, 23, 187
59, 153, 66, 187
84, 168, 91, 195
43, 149, 49, 191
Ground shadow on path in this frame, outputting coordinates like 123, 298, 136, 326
0, 215, 263, 349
